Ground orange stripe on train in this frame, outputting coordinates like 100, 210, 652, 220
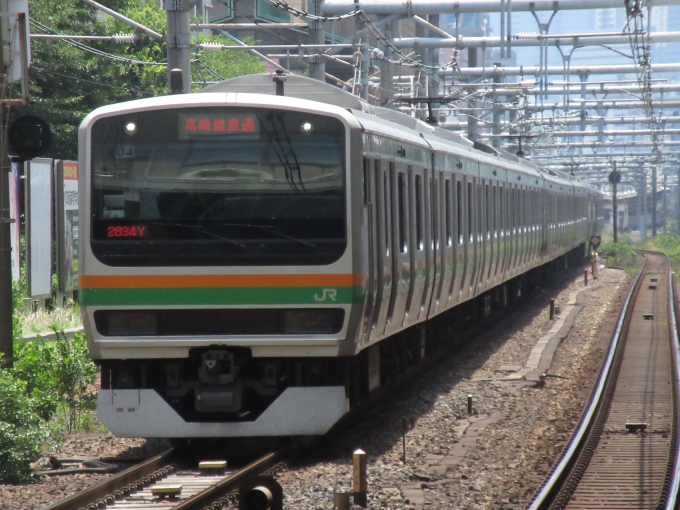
79, 273, 363, 289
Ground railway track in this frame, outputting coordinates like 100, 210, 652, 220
45, 449, 283, 510
527, 251, 680, 510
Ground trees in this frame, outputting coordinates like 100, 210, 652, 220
14, 0, 265, 159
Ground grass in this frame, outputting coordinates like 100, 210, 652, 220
17, 303, 83, 337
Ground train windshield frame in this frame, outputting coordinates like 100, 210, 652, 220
89, 107, 347, 266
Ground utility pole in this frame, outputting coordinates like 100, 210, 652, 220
308, 0, 325, 81
467, 47, 479, 141
609, 162, 620, 243
640, 169, 647, 241
652, 164, 657, 237
0, 0, 12, 366
677, 164, 680, 236
165, 0, 191, 93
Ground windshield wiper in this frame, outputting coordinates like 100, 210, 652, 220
154, 221, 246, 249
221, 222, 316, 248
258, 112, 307, 193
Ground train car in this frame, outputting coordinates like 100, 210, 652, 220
78, 74, 603, 438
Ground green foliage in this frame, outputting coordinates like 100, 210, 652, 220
0, 366, 50, 482
13, 332, 99, 433
599, 239, 639, 269
19, 0, 265, 159
642, 233, 680, 268
0, 331, 100, 482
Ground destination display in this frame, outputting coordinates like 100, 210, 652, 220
178, 112, 259, 139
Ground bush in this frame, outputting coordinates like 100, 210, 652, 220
0, 367, 49, 483
13, 331, 99, 432
599, 240, 638, 269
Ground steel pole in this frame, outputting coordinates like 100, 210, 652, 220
613, 180, 618, 243
652, 164, 657, 237
166, 2, 191, 93
322, 0, 680, 15
0, 107, 11, 367
308, 0, 325, 81
663, 172, 668, 232
677, 165, 680, 236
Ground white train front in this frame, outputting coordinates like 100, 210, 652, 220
78, 74, 603, 438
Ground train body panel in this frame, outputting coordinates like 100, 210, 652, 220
78, 74, 602, 438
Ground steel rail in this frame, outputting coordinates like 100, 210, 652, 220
172, 452, 282, 510
525, 261, 645, 510
662, 259, 680, 509
45, 449, 176, 510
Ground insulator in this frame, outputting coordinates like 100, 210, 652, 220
199, 42, 225, 51
112, 33, 136, 44
515, 32, 540, 41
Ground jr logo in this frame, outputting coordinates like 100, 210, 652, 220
314, 288, 337, 302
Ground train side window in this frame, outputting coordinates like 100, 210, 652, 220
477, 184, 482, 242
363, 158, 369, 205
384, 166, 392, 255
415, 174, 423, 251
523, 189, 527, 232
468, 182, 473, 242
499, 186, 504, 235
486, 184, 490, 240
457, 180, 463, 245
398, 172, 407, 253
493, 185, 497, 238
445, 179, 452, 247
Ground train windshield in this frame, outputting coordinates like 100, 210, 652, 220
90, 107, 346, 266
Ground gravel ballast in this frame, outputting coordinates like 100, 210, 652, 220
0, 265, 627, 510
278, 266, 628, 509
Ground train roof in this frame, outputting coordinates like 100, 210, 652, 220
202, 74, 596, 193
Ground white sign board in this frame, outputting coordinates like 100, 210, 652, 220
56, 160, 79, 292
26, 158, 52, 298
9, 162, 20, 281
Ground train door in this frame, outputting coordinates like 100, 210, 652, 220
498, 184, 508, 281
469, 178, 480, 298
436, 174, 455, 314
479, 179, 493, 292
385, 161, 410, 336
460, 175, 474, 301
450, 175, 466, 306
404, 167, 429, 326
371, 159, 393, 339
492, 183, 501, 286
429, 170, 445, 317
508, 185, 517, 278
420, 169, 435, 321
486, 181, 496, 287
361, 157, 378, 345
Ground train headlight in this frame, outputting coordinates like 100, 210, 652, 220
282, 309, 343, 334
124, 121, 137, 135
300, 121, 314, 134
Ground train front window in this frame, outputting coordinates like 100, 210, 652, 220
90, 108, 346, 266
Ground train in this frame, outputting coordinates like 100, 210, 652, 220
78, 73, 603, 438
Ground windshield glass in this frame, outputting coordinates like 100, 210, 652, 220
90, 107, 346, 266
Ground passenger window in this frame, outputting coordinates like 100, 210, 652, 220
398, 173, 407, 253
457, 180, 463, 245
468, 182, 473, 242
384, 168, 391, 254
415, 174, 423, 251
486, 184, 490, 239
445, 179, 452, 247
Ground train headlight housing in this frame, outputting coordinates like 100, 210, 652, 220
300, 121, 314, 134
282, 309, 343, 334
106, 311, 157, 336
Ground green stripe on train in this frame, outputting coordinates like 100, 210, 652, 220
79, 286, 362, 306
